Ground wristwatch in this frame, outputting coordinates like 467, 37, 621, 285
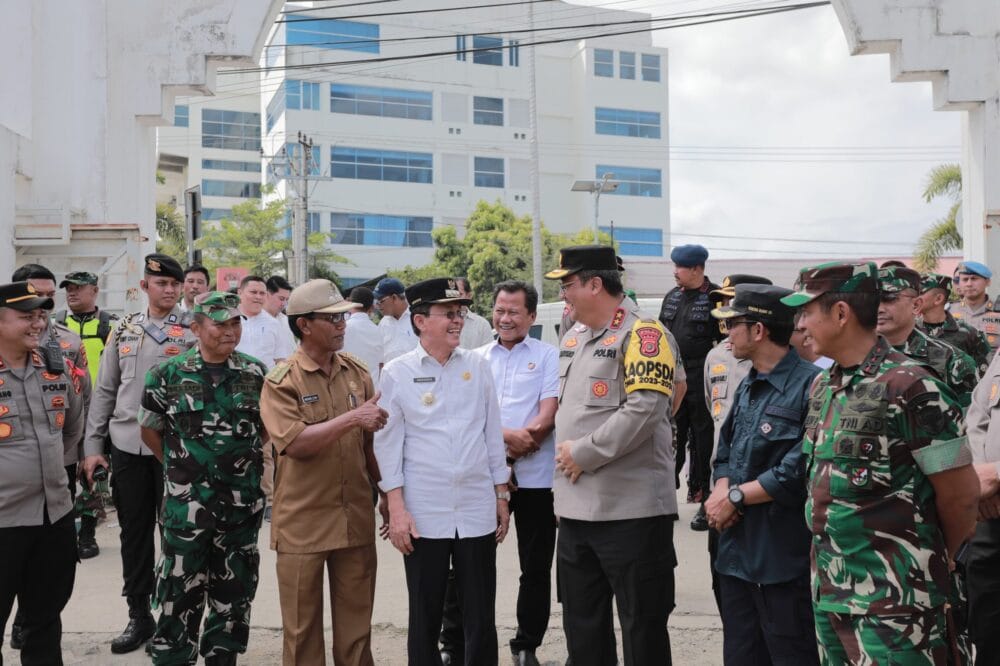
727, 485, 745, 513
496, 490, 511, 502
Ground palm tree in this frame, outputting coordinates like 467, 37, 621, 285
913, 164, 962, 271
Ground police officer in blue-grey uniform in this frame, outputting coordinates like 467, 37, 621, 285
659, 244, 724, 530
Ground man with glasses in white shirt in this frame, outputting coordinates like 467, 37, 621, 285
376, 277, 510, 666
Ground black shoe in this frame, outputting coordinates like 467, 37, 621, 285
78, 516, 100, 559
690, 505, 709, 532
205, 652, 238, 665
9, 621, 23, 650
111, 595, 156, 654
513, 649, 541, 666
440, 651, 455, 665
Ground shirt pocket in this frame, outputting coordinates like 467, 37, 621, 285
166, 398, 205, 439
119, 344, 139, 379
0, 401, 25, 443
44, 393, 68, 434
583, 372, 623, 408
748, 409, 803, 472
233, 395, 263, 442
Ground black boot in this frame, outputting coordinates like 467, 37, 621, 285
78, 515, 100, 559
205, 652, 238, 665
110, 595, 156, 654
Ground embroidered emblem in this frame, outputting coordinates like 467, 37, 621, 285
610, 308, 626, 330
164, 346, 181, 356
0, 405, 8, 417
602, 336, 617, 347
55, 412, 65, 429
760, 422, 772, 435
527, 362, 536, 370
565, 338, 578, 348
421, 392, 435, 406
51, 396, 65, 409
0, 422, 11, 438
120, 346, 132, 355
636, 327, 661, 357
168, 326, 185, 338
592, 381, 609, 398
850, 467, 870, 487
462, 371, 472, 381
59, 341, 71, 350
992, 383, 999, 402
42, 372, 61, 381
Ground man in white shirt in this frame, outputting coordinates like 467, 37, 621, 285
343, 286, 383, 387
376, 277, 510, 666
440, 280, 559, 666
265, 275, 297, 361
457, 277, 494, 349
374, 277, 418, 367
235, 275, 287, 369
179, 265, 210, 312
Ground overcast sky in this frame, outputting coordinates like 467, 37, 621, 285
574, 0, 962, 261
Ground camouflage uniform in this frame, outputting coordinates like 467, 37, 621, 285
137, 293, 267, 665
918, 273, 994, 377
782, 262, 973, 665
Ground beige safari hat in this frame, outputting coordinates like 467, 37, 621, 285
286, 279, 361, 316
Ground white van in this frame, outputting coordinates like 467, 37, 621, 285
531, 297, 663, 346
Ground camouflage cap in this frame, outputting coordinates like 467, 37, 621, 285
877, 265, 921, 295
193, 291, 243, 322
780, 261, 878, 308
920, 272, 953, 294
59, 271, 98, 288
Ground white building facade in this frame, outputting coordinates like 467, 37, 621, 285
257, 0, 671, 287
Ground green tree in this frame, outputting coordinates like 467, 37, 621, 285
389, 200, 613, 313
914, 164, 962, 271
155, 201, 187, 260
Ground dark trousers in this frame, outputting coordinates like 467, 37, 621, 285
708, 529, 721, 613
404, 532, 498, 666
675, 376, 713, 494
110, 445, 163, 598
0, 512, 77, 666
558, 516, 675, 666
968, 518, 1000, 665
718, 574, 818, 666
441, 489, 557, 656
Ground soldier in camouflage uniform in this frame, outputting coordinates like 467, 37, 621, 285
917, 272, 993, 377
876, 266, 978, 408
782, 261, 980, 665
137, 291, 267, 666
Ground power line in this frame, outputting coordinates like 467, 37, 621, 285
282, 0, 403, 14
222, 2, 831, 75
276, 0, 557, 24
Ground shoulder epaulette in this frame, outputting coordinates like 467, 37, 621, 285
266, 362, 292, 384
338, 351, 370, 372
109, 312, 141, 346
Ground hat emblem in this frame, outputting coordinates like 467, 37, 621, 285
447, 279, 457, 291
147, 259, 161, 272
26, 284, 36, 294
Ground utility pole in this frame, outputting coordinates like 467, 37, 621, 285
293, 132, 313, 285
527, 1, 543, 297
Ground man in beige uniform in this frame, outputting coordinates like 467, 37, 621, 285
547, 245, 678, 666
82, 253, 197, 655
260, 279, 388, 666
0, 281, 86, 665
950, 261, 1000, 348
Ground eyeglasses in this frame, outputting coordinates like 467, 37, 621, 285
426, 310, 468, 321
723, 318, 758, 332
376, 295, 396, 307
309, 312, 347, 324
559, 280, 583, 294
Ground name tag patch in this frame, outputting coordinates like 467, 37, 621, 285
302, 394, 319, 404
413, 377, 435, 383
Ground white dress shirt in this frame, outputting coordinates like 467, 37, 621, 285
236, 310, 284, 369
271, 311, 297, 360
379, 307, 419, 364
375, 344, 508, 539
475, 337, 559, 488
459, 310, 494, 349
343, 311, 383, 388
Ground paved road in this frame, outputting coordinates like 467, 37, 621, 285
2, 497, 723, 665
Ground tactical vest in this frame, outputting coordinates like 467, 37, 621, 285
659, 285, 717, 366
56, 310, 114, 384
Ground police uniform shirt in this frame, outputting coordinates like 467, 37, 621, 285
83, 306, 196, 457
704, 339, 752, 459
951, 299, 1000, 348
260, 348, 378, 553
375, 345, 509, 539
474, 336, 560, 489
43, 321, 92, 465
967, 351, 1000, 474
379, 308, 419, 364
554, 298, 678, 521
0, 350, 85, 527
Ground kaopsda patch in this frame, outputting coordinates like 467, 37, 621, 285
623, 319, 674, 397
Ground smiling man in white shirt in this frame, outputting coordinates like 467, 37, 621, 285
375, 277, 510, 666
235, 275, 287, 369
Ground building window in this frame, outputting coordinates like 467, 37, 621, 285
619, 51, 635, 79
202, 208, 231, 221
596, 164, 661, 197
509, 40, 520, 66
284, 143, 321, 176
473, 97, 504, 126
266, 80, 321, 132
474, 157, 504, 188
456, 35, 467, 61
599, 226, 663, 256
308, 211, 322, 234
201, 109, 261, 151
174, 105, 189, 127
330, 84, 432, 120
595, 107, 661, 139
642, 53, 660, 82
202, 159, 261, 173
331, 147, 433, 184
594, 49, 614, 77
330, 213, 433, 247
202, 180, 262, 198
473, 35, 503, 66
286, 17, 379, 53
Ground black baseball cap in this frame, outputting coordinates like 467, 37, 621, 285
545, 245, 621, 280
0, 282, 55, 311
712, 284, 795, 327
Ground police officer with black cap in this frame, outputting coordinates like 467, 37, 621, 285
659, 245, 723, 530
82, 253, 198, 654
0, 282, 86, 665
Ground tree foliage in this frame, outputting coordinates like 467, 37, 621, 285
155, 201, 187, 260
914, 164, 962, 272
389, 200, 613, 313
